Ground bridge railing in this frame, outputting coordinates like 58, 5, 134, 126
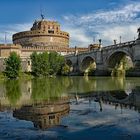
65, 53, 75, 57
65, 40, 137, 58
103, 40, 136, 50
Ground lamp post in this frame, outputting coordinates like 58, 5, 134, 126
4, 32, 7, 46
120, 36, 122, 44
75, 46, 79, 73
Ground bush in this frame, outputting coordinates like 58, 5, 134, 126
5, 52, 21, 79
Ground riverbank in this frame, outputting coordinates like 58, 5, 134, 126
0, 69, 140, 81
0, 72, 33, 81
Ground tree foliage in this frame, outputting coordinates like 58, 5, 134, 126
5, 52, 21, 79
30, 52, 65, 76
61, 64, 70, 75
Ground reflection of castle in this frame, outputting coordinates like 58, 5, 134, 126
13, 97, 70, 129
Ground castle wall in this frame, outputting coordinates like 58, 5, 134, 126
0, 44, 21, 58
0, 48, 20, 57
13, 34, 69, 48
0, 57, 31, 72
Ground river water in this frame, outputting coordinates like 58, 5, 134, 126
0, 76, 140, 140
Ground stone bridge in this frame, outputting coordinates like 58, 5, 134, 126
65, 39, 140, 76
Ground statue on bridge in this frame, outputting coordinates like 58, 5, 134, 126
137, 27, 140, 39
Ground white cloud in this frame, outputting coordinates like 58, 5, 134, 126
0, 23, 31, 43
0, 2, 140, 47
64, 2, 140, 25
63, 2, 140, 46
100, 24, 138, 44
63, 26, 92, 47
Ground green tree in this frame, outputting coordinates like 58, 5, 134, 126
30, 52, 50, 76
5, 52, 21, 79
48, 52, 65, 75
30, 51, 65, 76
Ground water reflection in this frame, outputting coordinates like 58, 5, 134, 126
0, 77, 140, 131
31, 77, 70, 101
5, 80, 21, 105
13, 97, 70, 129
73, 86, 140, 113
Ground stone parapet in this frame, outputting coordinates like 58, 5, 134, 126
0, 44, 21, 58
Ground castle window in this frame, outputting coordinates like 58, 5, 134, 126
49, 115, 55, 120
43, 26, 45, 31
56, 27, 59, 32
28, 61, 30, 65
48, 30, 54, 34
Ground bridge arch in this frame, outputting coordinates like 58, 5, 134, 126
80, 56, 96, 74
109, 91, 128, 101
107, 50, 134, 70
106, 91, 135, 105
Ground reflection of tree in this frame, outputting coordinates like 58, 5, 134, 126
5, 80, 21, 105
31, 76, 133, 101
31, 77, 70, 101
67, 77, 97, 93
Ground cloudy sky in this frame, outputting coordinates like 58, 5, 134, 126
0, 0, 140, 47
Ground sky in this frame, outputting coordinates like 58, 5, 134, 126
0, 0, 140, 47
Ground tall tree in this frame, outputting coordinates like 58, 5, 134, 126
5, 52, 21, 79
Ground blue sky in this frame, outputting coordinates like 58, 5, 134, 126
0, 0, 140, 47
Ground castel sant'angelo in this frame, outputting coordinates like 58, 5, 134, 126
1, 17, 89, 57
0, 16, 97, 71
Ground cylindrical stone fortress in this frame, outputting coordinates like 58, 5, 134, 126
13, 20, 69, 48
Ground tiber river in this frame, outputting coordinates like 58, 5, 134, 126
0, 76, 140, 140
